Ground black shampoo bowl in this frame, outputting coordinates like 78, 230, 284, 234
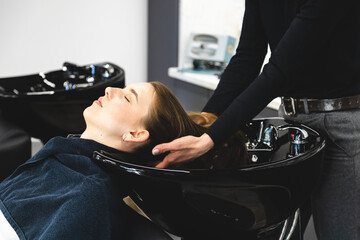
94, 118, 325, 240
0, 62, 125, 142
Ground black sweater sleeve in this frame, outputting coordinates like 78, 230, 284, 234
202, 0, 268, 116
204, 0, 355, 145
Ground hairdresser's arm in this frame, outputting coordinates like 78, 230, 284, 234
206, 0, 354, 144
153, 0, 267, 168
155, 0, 353, 167
202, 0, 268, 116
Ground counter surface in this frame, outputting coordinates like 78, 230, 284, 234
168, 67, 281, 110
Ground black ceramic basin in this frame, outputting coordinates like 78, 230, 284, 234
0, 62, 125, 142
93, 118, 325, 239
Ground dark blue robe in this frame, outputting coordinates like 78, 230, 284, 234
0, 136, 129, 239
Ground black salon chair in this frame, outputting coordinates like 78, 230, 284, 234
0, 62, 176, 238
124, 208, 173, 240
0, 67, 324, 239
0, 113, 31, 181
94, 118, 325, 240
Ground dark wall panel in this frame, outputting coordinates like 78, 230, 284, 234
148, 0, 179, 91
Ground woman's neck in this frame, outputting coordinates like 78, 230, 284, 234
81, 129, 124, 152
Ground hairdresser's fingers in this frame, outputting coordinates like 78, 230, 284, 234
154, 134, 214, 168
155, 152, 181, 168
155, 160, 168, 169
152, 140, 179, 156
155, 150, 191, 168
152, 137, 184, 155
152, 136, 191, 155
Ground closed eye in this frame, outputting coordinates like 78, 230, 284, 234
125, 96, 130, 102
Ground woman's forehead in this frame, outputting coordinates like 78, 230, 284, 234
127, 82, 152, 91
127, 82, 155, 101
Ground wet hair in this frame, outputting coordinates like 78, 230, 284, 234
135, 81, 248, 169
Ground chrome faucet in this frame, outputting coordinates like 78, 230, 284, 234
278, 125, 309, 156
278, 125, 309, 144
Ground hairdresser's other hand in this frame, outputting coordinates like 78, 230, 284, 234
153, 133, 214, 168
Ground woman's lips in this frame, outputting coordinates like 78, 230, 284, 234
95, 97, 103, 107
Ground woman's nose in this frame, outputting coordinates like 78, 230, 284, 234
105, 87, 114, 99
105, 87, 123, 100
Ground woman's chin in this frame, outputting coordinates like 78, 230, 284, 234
83, 106, 94, 122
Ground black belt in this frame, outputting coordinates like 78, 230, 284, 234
281, 95, 360, 115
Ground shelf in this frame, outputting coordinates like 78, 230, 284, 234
168, 67, 219, 90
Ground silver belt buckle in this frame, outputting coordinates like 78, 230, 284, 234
281, 97, 296, 116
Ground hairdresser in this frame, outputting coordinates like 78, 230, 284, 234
153, 0, 360, 239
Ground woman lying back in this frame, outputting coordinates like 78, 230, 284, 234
82, 81, 248, 169
0, 81, 248, 240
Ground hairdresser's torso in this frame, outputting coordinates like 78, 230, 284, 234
257, 0, 360, 98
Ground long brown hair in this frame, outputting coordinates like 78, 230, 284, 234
137, 81, 248, 169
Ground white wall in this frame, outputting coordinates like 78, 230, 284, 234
178, 0, 271, 71
178, 0, 245, 69
0, 0, 147, 85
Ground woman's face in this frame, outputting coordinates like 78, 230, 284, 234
83, 82, 155, 140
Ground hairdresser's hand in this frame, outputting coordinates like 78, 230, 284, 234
153, 134, 214, 168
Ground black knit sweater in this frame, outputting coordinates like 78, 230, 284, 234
203, 0, 360, 144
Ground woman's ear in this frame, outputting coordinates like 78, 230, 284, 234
123, 129, 150, 143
